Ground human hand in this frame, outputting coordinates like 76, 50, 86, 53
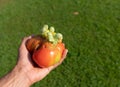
17, 36, 68, 86
0, 36, 68, 87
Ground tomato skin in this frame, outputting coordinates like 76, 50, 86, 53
33, 42, 65, 67
57, 43, 65, 54
26, 35, 43, 53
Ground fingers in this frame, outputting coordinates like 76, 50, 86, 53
19, 36, 32, 51
18, 36, 32, 61
21, 36, 32, 47
61, 49, 68, 62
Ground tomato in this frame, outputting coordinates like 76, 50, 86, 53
26, 25, 66, 68
32, 42, 65, 67
26, 35, 43, 53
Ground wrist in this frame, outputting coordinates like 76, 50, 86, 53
13, 65, 31, 87
0, 65, 31, 87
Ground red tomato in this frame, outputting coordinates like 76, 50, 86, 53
32, 42, 65, 67
26, 35, 43, 53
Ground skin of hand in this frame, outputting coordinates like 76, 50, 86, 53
0, 36, 68, 87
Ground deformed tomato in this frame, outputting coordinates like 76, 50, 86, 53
26, 25, 66, 67
33, 42, 65, 67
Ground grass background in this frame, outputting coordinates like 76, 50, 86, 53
0, 0, 120, 87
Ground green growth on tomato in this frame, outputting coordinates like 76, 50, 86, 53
41, 25, 63, 44
26, 25, 65, 68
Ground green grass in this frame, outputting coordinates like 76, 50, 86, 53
0, 0, 120, 87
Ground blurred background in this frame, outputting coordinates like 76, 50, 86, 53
0, 0, 120, 87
